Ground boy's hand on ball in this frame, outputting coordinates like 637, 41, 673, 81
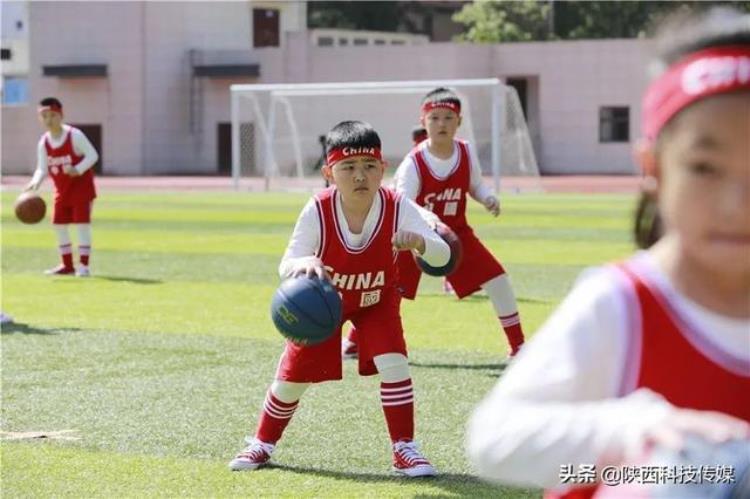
63, 165, 81, 177
484, 196, 500, 217
392, 231, 425, 254
292, 260, 329, 281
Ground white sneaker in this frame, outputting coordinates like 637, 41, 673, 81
76, 266, 91, 277
392, 440, 437, 477
0, 313, 13, 325
228, 437, 275, 471
341, 338, 358, 360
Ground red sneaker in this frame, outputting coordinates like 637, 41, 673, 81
44, 265, 75, 276
228, 438, 274, 471
392, 440, 437, 477
341, 338, 358, 360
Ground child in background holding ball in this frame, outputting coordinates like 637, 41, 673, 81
25, 97, 99, 277
229, 120, 449, 476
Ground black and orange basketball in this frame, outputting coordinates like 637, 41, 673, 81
14, 192, 46, 224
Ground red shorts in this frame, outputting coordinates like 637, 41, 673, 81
275, 290, 407, 383
397, 226, 505, 299
53, 199, 93, 224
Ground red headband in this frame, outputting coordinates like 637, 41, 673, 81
38, 103, 63, 114
326, 146, 382, 166
421, 101, 461, 117
642, 46, 750, 141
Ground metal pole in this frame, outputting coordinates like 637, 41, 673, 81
231, 91, 240, 190
491, 83, 502, 193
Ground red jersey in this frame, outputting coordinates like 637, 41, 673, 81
411, 139, 470, 230
547, 258, 750, 499
314, 186, 400, 316
619, 260, 750, 421
45, 127, 96, 203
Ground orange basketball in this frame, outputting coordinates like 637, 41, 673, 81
14, 192, 46, 224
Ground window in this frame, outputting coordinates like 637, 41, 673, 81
599, 106, 629, 143
391, 40, 405, 45
353, 38, 368, 46
338, 38, 349, 46
374, 39, 385, 45
253, 8, 280, 47
2, 77, 28, 105
317, 37, 334, 47
1, 48, 11, 60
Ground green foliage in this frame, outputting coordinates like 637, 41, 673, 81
454, 0, 750, 43
307, 1, 426, 33
453, 0, 552, 42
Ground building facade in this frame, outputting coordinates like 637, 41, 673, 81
2, 0, 650, 177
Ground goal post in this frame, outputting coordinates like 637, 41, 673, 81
230, 78, 539, 192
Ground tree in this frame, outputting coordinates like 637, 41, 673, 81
453, 1, 750, 43
307, 1, 427, 34
453, 0, 552, 43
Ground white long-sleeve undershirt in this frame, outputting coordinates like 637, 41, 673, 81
31, 125, 99, 185
394, 140, 495, 204
466, 251, 750, 489
279, 190, 450, 278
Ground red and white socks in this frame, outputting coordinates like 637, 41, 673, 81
77, 224, 92, 272
380, 379, 415, 443
47, 225, 75, 274
255, 390, 300, 445
60, 243, 74, 270
48, 224, 92, 275
499, 312, 524, 356
482, 274, 526, 356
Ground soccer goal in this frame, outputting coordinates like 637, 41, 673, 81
230, 78, 539, 192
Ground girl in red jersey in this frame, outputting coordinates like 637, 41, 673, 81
467, 8, 750, 498
25, 97, 98, 277
229, 121, 450, 477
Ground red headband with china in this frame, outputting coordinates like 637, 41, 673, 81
326, 146, 383, 166
421, 100, 461, 117
38, 103, 63, 114
642, 45, 750, 141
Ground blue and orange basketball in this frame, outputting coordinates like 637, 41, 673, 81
270, 276, 342, 345
416, 223, 463, 277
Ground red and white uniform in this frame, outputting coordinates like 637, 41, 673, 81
394, 139, 504, 298
32, 125, 98, 223
466, 251, 750, 493
277, 187, 449, 382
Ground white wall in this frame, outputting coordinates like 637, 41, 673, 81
1, 1, 652, 176
495, 39, 650, 174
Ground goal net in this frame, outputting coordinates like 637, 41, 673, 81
230, 79, 539, 191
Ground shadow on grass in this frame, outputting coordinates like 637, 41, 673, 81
408, 361, 508, 374
48, 275, 162, 285
268, 463, 529, 497
95, 275, 162, 285
455, 295, 550, 306
418, 294, 550, 306
0, 322, 81, 335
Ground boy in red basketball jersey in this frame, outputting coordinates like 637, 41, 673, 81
467, 8, 750, 498
229, 121, 450, 476
25, 97, 98, 277
348, 88, 525, 358
341, 124, 436, 360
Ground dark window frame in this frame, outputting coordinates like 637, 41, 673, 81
599, 106, 630, 143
